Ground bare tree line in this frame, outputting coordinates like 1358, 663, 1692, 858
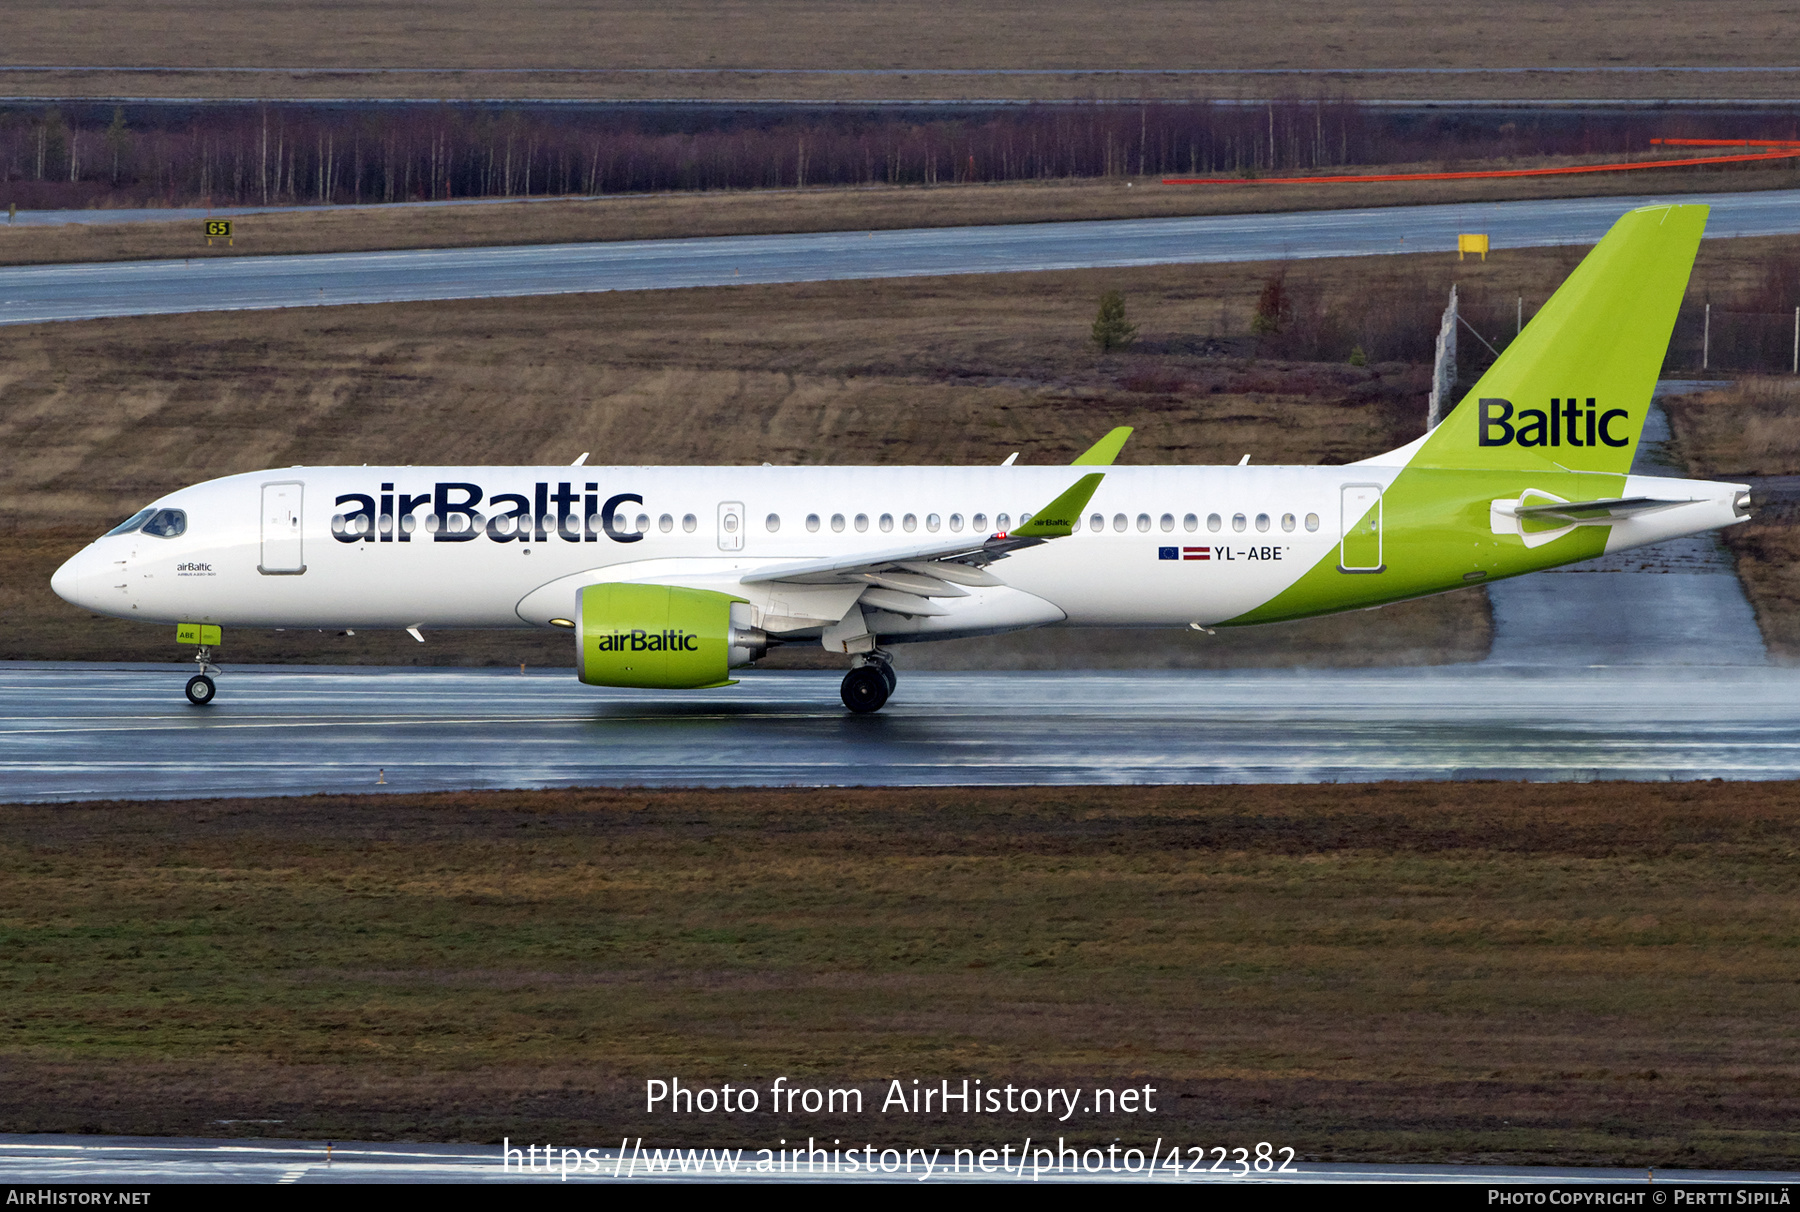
0, 100, 1795, 209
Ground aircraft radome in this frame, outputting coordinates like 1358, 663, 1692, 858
53, 204, 1748, 713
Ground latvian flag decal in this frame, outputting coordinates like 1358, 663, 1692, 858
1159, 547, 1212, 561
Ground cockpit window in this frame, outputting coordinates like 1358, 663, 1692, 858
103, 509, 156, 537
140, 509, 188, 538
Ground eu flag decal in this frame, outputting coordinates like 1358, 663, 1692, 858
1158, 547, 1178, 560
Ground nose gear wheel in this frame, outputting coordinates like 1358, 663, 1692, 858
184, 644, 222, 705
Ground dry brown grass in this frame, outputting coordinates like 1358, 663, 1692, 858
1, 782, 1796, 1165
1712, 507, 1800, 660
0, 260, 1458, 534
1662, 381, 1800, 660
8, 165, 1800, 268
7, 2, 1800, 100
1666, 378, 1800, 480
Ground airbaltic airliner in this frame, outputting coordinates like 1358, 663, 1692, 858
52, 204, 1748, 712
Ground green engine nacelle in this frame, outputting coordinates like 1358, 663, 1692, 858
576, 583, 766, 689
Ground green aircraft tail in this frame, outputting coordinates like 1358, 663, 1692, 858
1412, 203, 1707, 474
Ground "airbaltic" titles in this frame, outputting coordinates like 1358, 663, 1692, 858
593, 629, 701, 653
331, 481, 644, 544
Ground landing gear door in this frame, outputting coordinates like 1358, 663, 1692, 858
717, 501, 744, 552
260, 481, 306, 575
1338, 483, 1384, 573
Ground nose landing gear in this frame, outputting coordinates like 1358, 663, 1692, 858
840, 651, 896, 713
185, 644, 221, 707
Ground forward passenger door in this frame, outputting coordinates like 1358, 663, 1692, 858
259, 481, 306, 575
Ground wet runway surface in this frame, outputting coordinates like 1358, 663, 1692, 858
3, 661, 1796, 803
4, 189, 1797, 326
3, 1134, 1794, 1185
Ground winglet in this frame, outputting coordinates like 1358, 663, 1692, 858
1012, 473, 1105, 538
1072, 427, 1133, 466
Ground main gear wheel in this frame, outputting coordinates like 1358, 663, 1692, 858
840, 665, 891, 713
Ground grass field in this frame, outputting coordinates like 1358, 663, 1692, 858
8, 1, 1800, 101
1, 781, 1795, 1166
9, 164, 1800, 268
1666, 380, 1800, 661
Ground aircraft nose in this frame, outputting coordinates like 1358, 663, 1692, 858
50, 546, 91, 607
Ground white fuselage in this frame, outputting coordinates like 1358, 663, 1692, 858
51, 462, 1745, 644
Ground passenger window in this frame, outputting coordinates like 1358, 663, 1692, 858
1255, 513, 1270, 533
854, 513, 868, 533
659, 513, 674, 533
141, 509, 187, 538
104, 508, 156, 538
1183, 513, 1198, 532
1232, 513, 1247, 533
1136, 513, 1151, 532
1281, 513, 1296, 532
1112, 514, 1128, 532
1305, 513, 1321, 532
1160, 513, 1174, 532
635, 513, 651, 534
806, 513, 821, 533
1089, 512, 1104, 532
614, 512, 629, 532
926, 513, 941, 533
682, 513, 698, 533
831, 513, 845, 533
1018, 513, 1033, 526
996, 513, 1010, 531
948, 513, 963, 532
903, 513, 917, 533
972, 512, 988, 531
766, 513, 781, 532
1207, 513, 1222, 532
880, 513, 895, 533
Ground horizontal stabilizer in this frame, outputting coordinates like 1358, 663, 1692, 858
1511, 496, 1693, 523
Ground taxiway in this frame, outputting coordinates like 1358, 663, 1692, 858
4, 188, 1798, 326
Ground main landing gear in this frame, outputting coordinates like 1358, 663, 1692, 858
185, 645, 221, 707
840, 652, 897, 714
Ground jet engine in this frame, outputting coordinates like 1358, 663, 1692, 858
576, 583, 767, 689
